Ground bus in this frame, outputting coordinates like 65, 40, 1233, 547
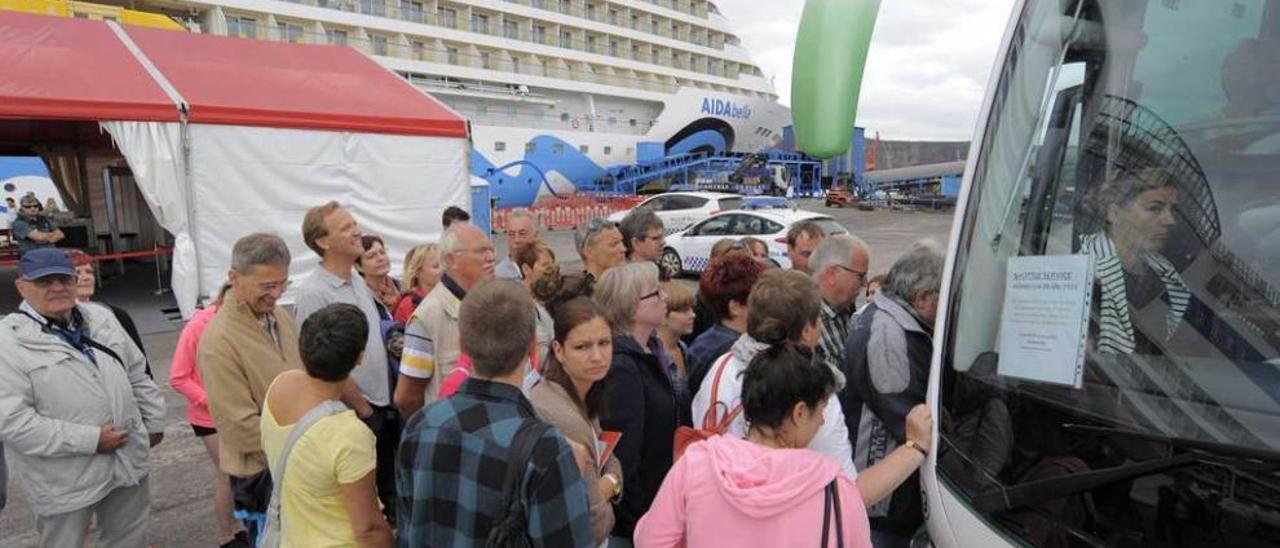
795, 1, 1280, 546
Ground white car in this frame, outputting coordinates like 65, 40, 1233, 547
660, 209, 848, 277
607, 191, 744, 235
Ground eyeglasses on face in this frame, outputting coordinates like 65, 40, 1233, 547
834, 264, 867, 281
640, 287, 665, 302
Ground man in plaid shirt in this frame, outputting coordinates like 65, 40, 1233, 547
396, 280, 592, 547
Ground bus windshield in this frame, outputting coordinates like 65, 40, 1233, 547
939, 0, 1280, 545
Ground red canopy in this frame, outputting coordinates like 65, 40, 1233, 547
0, 13, 178, 122
0, 11, 467, 138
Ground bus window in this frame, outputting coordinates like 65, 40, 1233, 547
938, 0, 1280, 546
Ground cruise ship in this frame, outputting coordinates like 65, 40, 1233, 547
32, 0, 792, 208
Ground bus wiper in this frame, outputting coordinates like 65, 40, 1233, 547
967, 424, 1280, 514
1062, 423, 1280, 464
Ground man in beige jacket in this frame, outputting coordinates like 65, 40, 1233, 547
199, 233, 303, 545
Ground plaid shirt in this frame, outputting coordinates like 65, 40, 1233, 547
820, 300, 854, 387
396, 379, 593, 547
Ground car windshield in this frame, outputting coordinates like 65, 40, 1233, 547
939, 0, 1280, 545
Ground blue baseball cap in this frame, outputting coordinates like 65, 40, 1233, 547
19, 248, 77, 280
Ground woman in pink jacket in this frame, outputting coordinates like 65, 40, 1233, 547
169, 284, 248, 548
635, 341, 933, 548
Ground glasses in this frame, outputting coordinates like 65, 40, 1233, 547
257, 280, 291, 293
640, 287, 665, 302
31, 275, 75, 288
834, 264, 867, 281
21, 204, 39, 210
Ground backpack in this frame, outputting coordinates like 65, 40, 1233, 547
672, 352, 741, 461
486, 419, 553, 548
259, 400, 348, 548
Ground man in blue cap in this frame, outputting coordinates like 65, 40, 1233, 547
0, 248, 166, 547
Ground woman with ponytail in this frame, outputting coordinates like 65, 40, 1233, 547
689, 270, 933, 507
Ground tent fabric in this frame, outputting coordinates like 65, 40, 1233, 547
121, 26, 468, 138
99, 121, 199, 314
102, 121, 471, 316
0, 13, 178, 122
0, 11, 467, 138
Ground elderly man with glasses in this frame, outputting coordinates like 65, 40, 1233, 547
394, 222, 496, 418
0, 248, 166, 547
808, 234, 871, 375
10, 194, 64, 257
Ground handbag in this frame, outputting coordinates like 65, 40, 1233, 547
259, 400, 349, 548
487, 419, 553, 548
672, 352, 741, 461
820, 479, 845, 548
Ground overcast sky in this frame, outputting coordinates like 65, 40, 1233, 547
714, 0, 1018, 141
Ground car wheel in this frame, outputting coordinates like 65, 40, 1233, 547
660, 248, 683, 279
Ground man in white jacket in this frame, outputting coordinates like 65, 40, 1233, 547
0, 248, 166, 547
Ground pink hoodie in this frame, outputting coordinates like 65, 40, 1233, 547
168, 305, 219, 428
635, 434, 871, 548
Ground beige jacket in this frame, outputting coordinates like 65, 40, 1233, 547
197, 299, 303, 477
0, 302, 165, 516
402, 281, 462, 402
528, 378, 621, 545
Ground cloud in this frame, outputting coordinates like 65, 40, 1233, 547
713, 0, 1017, 140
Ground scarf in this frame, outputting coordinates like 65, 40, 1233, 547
1079, 232, 1190, 354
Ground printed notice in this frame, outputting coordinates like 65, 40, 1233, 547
997, 254, 1094, 388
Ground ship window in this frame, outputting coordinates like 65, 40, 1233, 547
552, 143, 565, 154
372, 35, 388, 55
446, 47, 459, 64
325, 29, 347, 46
525, 142, 536, 153
494, 142, 506, 152
604, 146, 612, 155
411, 41, 426, 59
533, 25, 546, 44
438, 7, 457, 28
480, 52, 491, 69
503, 20, 519, 40
629, 118, 637, 127
580, 145, 589, 154
277, 22, 303, 43
403, 1, 424, 23
227, 16, 257, 39
560, 30, 573, 49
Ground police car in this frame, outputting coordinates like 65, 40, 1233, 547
660, 208, 847, 277
606, 191, 744, 235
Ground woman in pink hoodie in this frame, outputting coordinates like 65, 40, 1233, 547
635, 340, 933, 548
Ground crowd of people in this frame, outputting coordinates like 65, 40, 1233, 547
0, 199, 947, 547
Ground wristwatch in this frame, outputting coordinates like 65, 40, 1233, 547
904, 439, 929, 457
602, 473, 622, 502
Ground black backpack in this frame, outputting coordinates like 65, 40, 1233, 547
486, 420, 552, 548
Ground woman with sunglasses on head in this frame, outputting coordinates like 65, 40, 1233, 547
595, 262, 678, 546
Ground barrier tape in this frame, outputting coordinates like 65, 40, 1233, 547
0, 246, 173, 267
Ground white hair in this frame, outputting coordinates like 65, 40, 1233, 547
809, 233, 868, 275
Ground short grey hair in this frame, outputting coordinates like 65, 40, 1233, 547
808, 234, 868, 276
594, 261, 660, 333
884, 239, 944, 302
506, 208, 539, 230
574, 217, 619, 256
460, 280, 536, 377
231, 233, 291, 274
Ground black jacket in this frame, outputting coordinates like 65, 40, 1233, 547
600, 333, 678, 539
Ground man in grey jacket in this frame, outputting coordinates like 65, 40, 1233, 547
0, 248, 166, 547
841, 241, 943, 548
